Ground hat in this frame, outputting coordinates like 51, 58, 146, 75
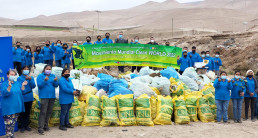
246, 70, 254, 76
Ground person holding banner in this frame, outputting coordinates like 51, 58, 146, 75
177, 51, 191, 75
1, 69, 27, 138
102, 32, 113, 44
94, 35, 103, 44
37, 65, 58, 135
17, 66, 36, 133
25, 45, 33, 70
188, 46, 201, 67
41, 41, 55, 66
61, 43, 71, 69
34, 47, 44, 65
165, 41, 170, 46
13, 42, 25, 75
83, 36, 92, 45
131, 36, 141, 72
115, 31, 128, 73
53, 40, 63, 67
147, 37, 158, 45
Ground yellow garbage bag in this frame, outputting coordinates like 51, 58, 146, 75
185, 94, 198, 122
150, 96, 157, 120
69, 98, 83, 126
197, 97, 215, 122
203, 93, 217, 120
173, 96, 190, 124
135, 94, 154, 126
153, 95, 173, 125
79, 86, 98, 101
100, 96, 120, 126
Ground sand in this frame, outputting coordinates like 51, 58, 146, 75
1, 120, 257, 138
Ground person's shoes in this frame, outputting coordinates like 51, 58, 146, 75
252, 119, 256, 122
65, 123, 74, 128
59, 126, 67, 131
25, 126, 32, 131
44, 127, 50, 131
20, 128, 25, 133
234, 120, 238, 123
238, 120, 242, 123
243, 118, 248, 121
38, 130, 44, 135
217, 121, 221, 124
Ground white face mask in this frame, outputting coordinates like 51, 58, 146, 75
150, 40, 155, 43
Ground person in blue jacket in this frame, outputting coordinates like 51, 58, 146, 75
37, 65, 58, 135
13, 41, 25, 75
231, 71, 246, 123
102, 32, 113, 44
34, 46, 44, 65
83, 36, 92, 45
214, 71, 233, 123
61, 43, 71, 69
188, 46, 201, 67
21, 50, 27, 69
17, 66, 36, 132
1, 69, 27, 138
41, 41, 55, 66
244, 70, 258, 121
24, 45, 33, 70
94, 35, 103, 44
131, 36, 141, 72
196, 51, 212, 74
58, 68, 78, 131
213, 51, 222, 76
53, 40, 63, 67
204, 51, 214, 71
181, 47, 188, 57
177, 51, 191, 75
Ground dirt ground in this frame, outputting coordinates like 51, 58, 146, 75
1, 120, 257, 138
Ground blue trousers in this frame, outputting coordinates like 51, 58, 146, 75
60, 103, 72, 126
44, 60, 53, 66
55, 60, 62, 67
216, 100, 230, 122
254, 98, 258, 117
62, 63, 70, 70
232, 99, 243, 121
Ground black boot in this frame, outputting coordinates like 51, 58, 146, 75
59, 125, 67, 131
65, 123, 74, 128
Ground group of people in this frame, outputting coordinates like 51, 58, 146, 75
177, 46, 222, 75
1, 65, 78, 137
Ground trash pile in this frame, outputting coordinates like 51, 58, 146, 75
30, 65, 217, 127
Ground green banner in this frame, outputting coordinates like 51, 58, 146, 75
72, 43, 182, 69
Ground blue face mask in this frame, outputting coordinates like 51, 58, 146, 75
201, 55, 205, 58
221, 75, 227, 80
57, 43, 61, 46
206, 54, 210, 57
235, 75, 240, 79
135, 40, 139, 43
9, 76, 17, 82
215, 55, 219, 58
73, 43, 77, 46
23, 70, 30, 75
119, 35, 123, 38
183, 50, 187, 52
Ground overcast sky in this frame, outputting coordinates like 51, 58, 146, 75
0, 0, 203, 20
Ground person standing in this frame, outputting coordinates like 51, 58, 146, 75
37, 65, 58, 135
83, 36, 92, 45
54, 40, 63, 67
177, 51, 191, 75
131, 36, 141, 72
205, 51, 214, 72
214, 71, 233, 123
94, 35, 103, 44
1, 69, 27, 138
17, 66, 36, 132
213, 52, 222, 76
41, 41, 55, 66
13, 42, 25, 75
61, 44, 71, 69
58, 69, 78, 131
231, 71, 246, 123
187, 46, 201, 67
24, 45, 33, 70
34, 47, 44, 65
102, 32, 113, 44
115, 31, 128, 73
244, 70, 258, 122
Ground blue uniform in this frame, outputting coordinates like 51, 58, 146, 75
244, 77, 257, 98
59, 77, 75, 104
231, 78, 246, 99
205, 57, 214, 71
25, 51, 33, 66
21, 54, 27, 68
94, 41, 103, 44
12, 47, 25, 62
17, 75, 36, 102
37, 73, 58, 99
82, 42, 92, 45
34, 52, 44, 64
213, 78, 233, 100
60, 49, 71, 64
1, 81, 25, 116
53, 45, 63, 61
187, 52, 201, 67
68, 48, 74, 60
41, 45, 55, 61
213, 57, 222, 71
177, 57, 191, 72
102, 38, 113, 44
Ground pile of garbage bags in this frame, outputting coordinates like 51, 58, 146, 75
30, 65, 217, 127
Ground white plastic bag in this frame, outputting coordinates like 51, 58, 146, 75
197, 75, 211, 90
32, 77, 38, 95
72, 79, 82, 91
139, 67, 154, 76
179, 76, 198, 91
206, 71, 216, 80
55, 86, 59, 99
80, 75, 100, 86
34, 63, 47, 77
52, 67, 63, 79
129, 82, 157, 99
130, 76, 153, 85
182, 67, 198, 80
95, 89, 107, 99
150, 77, 171, 96
70, 69, 83, 79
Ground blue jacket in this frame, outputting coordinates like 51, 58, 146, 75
12, 47, 25, 62
54, 45, 63, 61
59, 77, 75, 104
214, 78, 233, 100
21, 54, 27, 68
17, 75, 36, 102
68, 48, 74, 60
83, 42, 92, 45
94, 41, 103, 44
102, 38, 113, 44
37, 73, 58, 99
41, 45, 55, 60
25, 51, 33, 66
1, 81, 25, 116
177, 57, 191, 71
188, 52, 201, 67
244, 77, 258, 98
213, 57, 222, 71
60, 49, 71, 64
34, 52, 44, 64
197, 58, 212, 69
231, 78, 246, 99
204, 57, 214, 71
